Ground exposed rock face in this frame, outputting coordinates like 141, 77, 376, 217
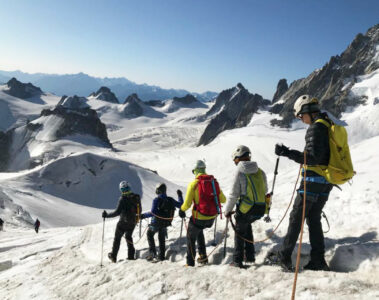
40, 98, 111, 146
271, 24, 379, 127
89, 86, 119, 103
272, 79, 288, 103
172, 94, 198, 105
145, 100, 164, 107
0, 130, 12, 171
198, 83, 265, 146
122, 93, 144, 117
4, 78, 43, 99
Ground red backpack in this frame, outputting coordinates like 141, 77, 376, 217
194, 175, 222, 217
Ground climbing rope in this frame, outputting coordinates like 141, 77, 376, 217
228, 164, 302, 245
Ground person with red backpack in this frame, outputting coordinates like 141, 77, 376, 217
225, 145, 269, 268
102, 181, 142, 262
179, 160, 226, 267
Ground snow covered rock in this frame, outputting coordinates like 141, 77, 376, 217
121, 93, 165, 119
3, 77, 43, 99
163, 94, 207, 113
88, 86, 119, 103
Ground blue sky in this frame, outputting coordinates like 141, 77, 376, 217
0, 0, 378, 98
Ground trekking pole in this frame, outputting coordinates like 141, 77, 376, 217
223, 218, 229, 259
178, 218, 184, 252
100, 217, 105, 267
212, 217, 218, 246
264, 156, 280, 223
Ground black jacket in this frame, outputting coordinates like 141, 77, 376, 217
107, 193, 141, 226
286, 113, 330, 174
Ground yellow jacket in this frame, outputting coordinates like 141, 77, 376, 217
181, 172, 227, 220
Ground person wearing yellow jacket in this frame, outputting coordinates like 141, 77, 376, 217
179, 160, 226, 267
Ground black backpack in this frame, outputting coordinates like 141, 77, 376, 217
122, 193, 141, 225
156, 196, 175, 227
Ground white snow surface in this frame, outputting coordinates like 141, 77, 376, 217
0, 72, 379, 299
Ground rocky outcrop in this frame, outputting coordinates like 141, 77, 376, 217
172, 94, 198, 105
122, 93, 144, 117
4, 78, 43, 99
271, 24, 379, 127
0, 130, 12, 171
145, 100, 164, 107
89, 86, 119, 103
198, 83, 265, 146
272, 79, 288, 103
40, 97, 111, 146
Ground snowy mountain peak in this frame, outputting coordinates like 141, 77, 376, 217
236, 82, 245, 90
57, 95, 89, 110
89, 86, 119, 103
4, 77, 43, 99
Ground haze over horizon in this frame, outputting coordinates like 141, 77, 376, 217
0, 0, 378, 98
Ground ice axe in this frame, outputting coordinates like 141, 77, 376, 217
264, 156, 280, 223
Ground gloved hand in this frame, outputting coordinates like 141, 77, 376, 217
275, 144, 290, 157
177, 189, 183, 197
178, 209, 186, 219
264, 215, 272, 223
225, 211, 232, 219
140, 214, 145, 220
102, 210, 107, 219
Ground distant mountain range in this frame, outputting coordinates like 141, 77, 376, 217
0, 70, 218, 102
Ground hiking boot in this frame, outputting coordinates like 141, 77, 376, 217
108, 253, 116, 263
127, 256, 136, 260
185, 263, 194, 267
229, 261, 244, 268
304, 259, 330, 271
146, 253, 156, 261
245, 255, 256, 263
264, 251, 293, 272
158, 255, 166, 261
197, 254, 208, 265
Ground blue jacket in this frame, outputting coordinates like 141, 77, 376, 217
142, 193, 183, 225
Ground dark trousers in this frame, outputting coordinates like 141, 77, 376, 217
147, 225, 167, 259
280, 183, 332, 262
186, 218, 214, 266
234, 212, 260, 263
112, 221, 136, 259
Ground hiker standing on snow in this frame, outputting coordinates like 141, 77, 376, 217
102, 181, 141, 262
140, 183, 183, 261
34, 218, 40, 233
225, 145, 270, 268
266, 95, 333, 271
179, 160, 226, 267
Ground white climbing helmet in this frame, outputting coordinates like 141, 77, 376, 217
119, 181, 131, 192
293, 95, 320, 116
231, 145, 251, 160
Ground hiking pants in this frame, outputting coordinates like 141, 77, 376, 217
147, 225, 167, 260
234, 212, 261, 264
112, 221, 136, 259
280, 183, 332, 262
186, 218, 214, 266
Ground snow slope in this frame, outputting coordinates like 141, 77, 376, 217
0, 71, 378, 299
0, 85, 60, 131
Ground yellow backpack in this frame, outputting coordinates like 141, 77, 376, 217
310, 119, 355, 185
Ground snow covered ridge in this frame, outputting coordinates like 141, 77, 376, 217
0, 97, 112, 172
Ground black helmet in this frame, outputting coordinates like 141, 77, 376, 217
155, 183, 167, 195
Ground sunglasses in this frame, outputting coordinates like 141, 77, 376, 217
297, 114, 304, 120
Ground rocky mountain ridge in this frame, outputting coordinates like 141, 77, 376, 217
271, 24, 379, 127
